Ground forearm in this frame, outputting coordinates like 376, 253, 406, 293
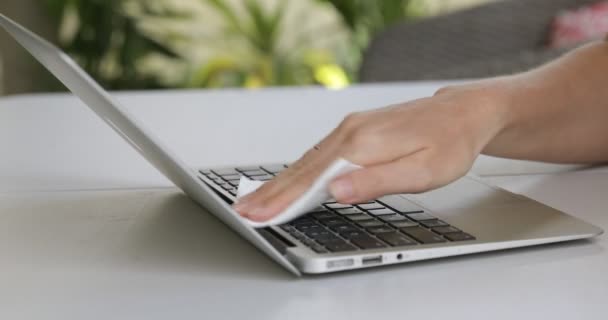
483, 40, 608, 163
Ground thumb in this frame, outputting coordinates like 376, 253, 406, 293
329, 154, 433, 203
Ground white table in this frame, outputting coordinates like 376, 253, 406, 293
0, 83, 606, 319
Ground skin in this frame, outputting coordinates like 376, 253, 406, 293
234, 38, 608, 222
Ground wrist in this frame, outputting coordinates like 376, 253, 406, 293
435, 78, 515, 153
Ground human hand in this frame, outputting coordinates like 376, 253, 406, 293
234, 81, 509, 222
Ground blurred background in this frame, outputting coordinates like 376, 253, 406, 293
1, 0, 607, 95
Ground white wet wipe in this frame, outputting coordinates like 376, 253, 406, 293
236, 158, 362, 227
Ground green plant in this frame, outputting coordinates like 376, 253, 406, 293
44, 0, 423, 90
187, 0, 353, 88
45, 0, 184, 90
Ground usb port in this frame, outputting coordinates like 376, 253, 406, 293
361, 255, 383, 266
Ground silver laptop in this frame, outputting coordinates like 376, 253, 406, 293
1, 13, 602, 276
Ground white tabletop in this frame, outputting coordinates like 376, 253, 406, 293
0, 83, 606, 319
0, 82, 591, 192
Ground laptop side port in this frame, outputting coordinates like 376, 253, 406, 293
361, 255, 383, 266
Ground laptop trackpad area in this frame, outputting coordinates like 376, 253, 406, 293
405, 175, 526, 214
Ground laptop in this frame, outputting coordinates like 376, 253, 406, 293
0, 13, 602, 276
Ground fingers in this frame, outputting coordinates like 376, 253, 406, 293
329, 152, 435, 204
233, 123, 349, 219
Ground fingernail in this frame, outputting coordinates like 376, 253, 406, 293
330, 178, 355, 201
233, 200, 251, 214
248, 207, 270, 219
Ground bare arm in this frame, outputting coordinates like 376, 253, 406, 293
482, 40, 608, 163
234, 39, 608, 221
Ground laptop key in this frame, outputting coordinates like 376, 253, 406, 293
249, 174, 274, 181
444, 232, 476, 241
325, 203, 352, 210
377, 232, 418, 246
299, 225, 325, 233
379, 214, 408, 223
311, 212, 336, 220
311, 244, 329, 254
315, 235, 344, 245
236, 166, 262, 172
221, 186, 237, 195
421, 220, 449, 228
319, 218, 346, 227
335, 207, 364, 215
306, 230, 332, 238
400, 227, 447, 244
290, 231, 307, 241
390, 221, 419, 228
367, 208, 396, 216
261, 164, 287, 174
357, 220, 385, 228
346, 214, 374, 222
357, 203, 385, 210
432, 226, 461, 234
407, 212, 437, 221
302, 238, 318, 247
330, 224, 360, 234
221, 174, 242, 181
325, 242, 358, 252
311, 233, 341, 243
339, 230, 366, 239
212, 168, 240, 176
367, 226, 395, 234
291, 216, 316, 224
350, 235, 388, 249
243, 169, 268, 177
210, 177, 226, 184
311, 206, 330, 212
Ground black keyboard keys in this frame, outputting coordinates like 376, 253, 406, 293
261, 164, 286, 174
357, 220, 385, 228
432, 226, 461, 235
249, 174, 274, 181
379, 214, 408, 223
211, 168, 240, 176
339, 230, 366, 239
357, 203, 384, 210
325, 203, 352, 210
377, 232, 417, 246
389, 221, 419, 228
444, 232, 476, 242
367, 226, 395, 234
407, 212, 437, 221
242, 169, 268, 177
400, 227, 447, 244
421, 220, 449, 228
319, 218, 346, 228
311, 212, 336, 220
325, 242, 358, 252
330, 224, 360, 234
335, 207, 364, 215
367, 208, 396, 216
346, 214, 374, 222
205, 164, 478, 251
350, 235, 387, 249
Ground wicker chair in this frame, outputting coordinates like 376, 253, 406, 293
360, 0, 601, 82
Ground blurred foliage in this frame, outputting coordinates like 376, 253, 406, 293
43, 0, 439, 90
319, 0, 415, 49
46, 0, 181, 90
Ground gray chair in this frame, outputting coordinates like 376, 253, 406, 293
360, 0, 601, 82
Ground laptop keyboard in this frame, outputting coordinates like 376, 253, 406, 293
199, 165, 476, 254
